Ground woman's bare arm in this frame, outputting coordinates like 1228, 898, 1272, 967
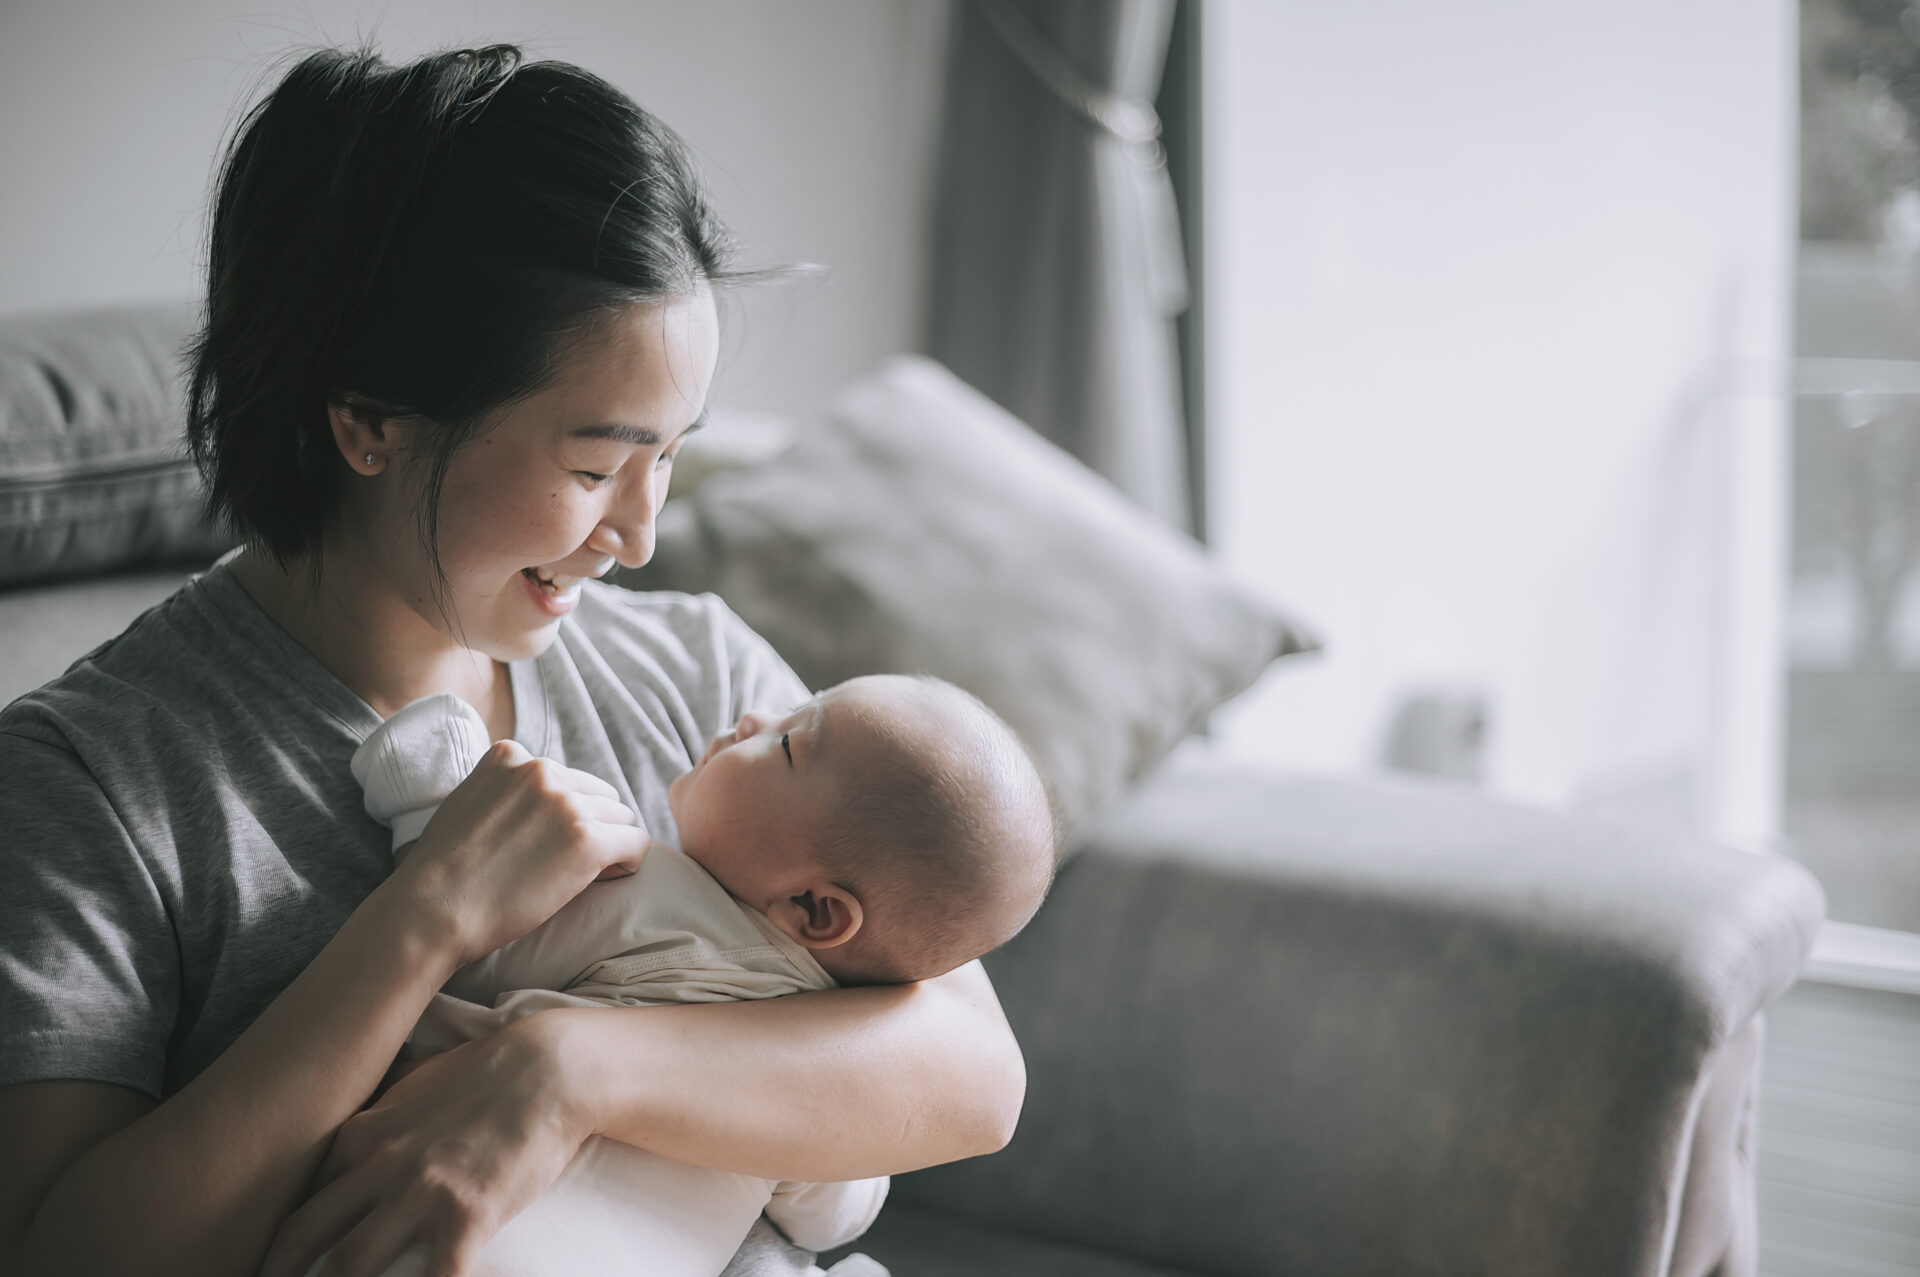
0, 1081, 154, 1249
1, 744, 645, 1277
261, 960, 1023, 1277
553, 958, 1024, 1181
0, 891, 455, 1277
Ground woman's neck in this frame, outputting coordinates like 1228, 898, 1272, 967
228, 546, 514, 735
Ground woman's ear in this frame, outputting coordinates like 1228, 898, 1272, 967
768, 883, 863, 950
327, 399, 400, 476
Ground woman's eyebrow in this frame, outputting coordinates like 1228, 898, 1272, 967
568, 416, 706, 446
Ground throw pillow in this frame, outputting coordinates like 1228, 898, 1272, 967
623, 356, 1316, 846
0, 302, 234, 587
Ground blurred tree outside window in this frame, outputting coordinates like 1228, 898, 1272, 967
1792, 0, 1920, 932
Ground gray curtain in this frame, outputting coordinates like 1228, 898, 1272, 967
929, 0, 1191, 530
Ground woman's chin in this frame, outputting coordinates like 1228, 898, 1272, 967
452, 573, 581, 662
484, 624, 564, 665
459, 607, 567, 665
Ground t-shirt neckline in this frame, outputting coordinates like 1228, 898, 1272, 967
192, 551, 553, 747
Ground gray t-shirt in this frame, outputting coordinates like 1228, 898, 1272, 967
0, 563, 810, 1098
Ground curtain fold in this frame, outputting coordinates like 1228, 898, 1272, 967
929, 0, 1191, 530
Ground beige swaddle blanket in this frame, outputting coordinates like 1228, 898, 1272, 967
304, 694, 888, 1277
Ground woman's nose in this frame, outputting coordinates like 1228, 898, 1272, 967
589, 470, 664, 569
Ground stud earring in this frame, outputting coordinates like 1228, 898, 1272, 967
364, 452, 377, 468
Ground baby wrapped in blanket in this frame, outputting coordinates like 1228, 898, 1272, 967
331, 673, 1058, 1277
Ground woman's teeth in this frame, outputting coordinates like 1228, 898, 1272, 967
524, 567, 585, 599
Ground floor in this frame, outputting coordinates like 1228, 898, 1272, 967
1756, 980, 1920, 1276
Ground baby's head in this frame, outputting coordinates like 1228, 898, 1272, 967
666, 674, 1057, 984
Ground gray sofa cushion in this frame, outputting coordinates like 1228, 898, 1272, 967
884, 757, 1821, 1276
0, 303, 234, 587
826, 1203, 1208, 1276
625, 356, 1317, 840
0, 569, 192, 706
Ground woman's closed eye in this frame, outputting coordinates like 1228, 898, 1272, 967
577, 451, 675, 485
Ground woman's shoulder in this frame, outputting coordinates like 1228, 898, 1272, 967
1, 563, 302, 763
0, 578, 230, 865
3, 578, 202, 738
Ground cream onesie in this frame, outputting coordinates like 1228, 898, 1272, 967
341, 692, 888, 1277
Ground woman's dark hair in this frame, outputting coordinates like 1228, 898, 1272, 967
187, 43, 744, 571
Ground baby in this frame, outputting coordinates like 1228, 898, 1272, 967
337, 673, 1057, 1277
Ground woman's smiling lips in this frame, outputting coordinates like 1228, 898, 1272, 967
519, 560, 613, 617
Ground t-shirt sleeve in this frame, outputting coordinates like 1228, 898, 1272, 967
0, 729, 180, 1096
710, 596, 812, 718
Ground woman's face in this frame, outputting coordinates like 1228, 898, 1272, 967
368, 289, 719, 663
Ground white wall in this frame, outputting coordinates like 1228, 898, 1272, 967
1204, 0, 1795, 842
0, 0, 948, 417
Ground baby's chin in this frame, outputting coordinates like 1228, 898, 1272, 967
682, 846, 755, 910
670, 821, 718, 878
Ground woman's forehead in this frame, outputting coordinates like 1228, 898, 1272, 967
521, 293, 719, 431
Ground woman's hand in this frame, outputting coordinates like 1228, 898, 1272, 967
259, 1014, 587, 1277
389, 740, 648, 968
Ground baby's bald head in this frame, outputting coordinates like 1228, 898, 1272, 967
810, 675, 1058, 985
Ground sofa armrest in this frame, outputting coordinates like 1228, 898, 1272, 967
888, 758, 1823, 1277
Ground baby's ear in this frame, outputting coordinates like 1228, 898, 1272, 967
768, 884, 863, 950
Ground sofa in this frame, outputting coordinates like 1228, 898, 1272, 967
0, 302, 1825, 1277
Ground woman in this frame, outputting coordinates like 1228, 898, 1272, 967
0, 44, 1024, 1277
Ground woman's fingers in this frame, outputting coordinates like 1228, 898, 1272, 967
556, 763, 619, 801
396, 747, 648, 959
313, 1100, 392, 1189
312, 1200, 432, 1277
424, 1226, 484, 1277
575, 793, 640, 827
497, 758, 638, 843
279, 1024, 579, 1277
591, 832, 650, 881
312, 1124, 359, 1192
489, 751, 617, 802
259, 1173, 379, 1277
271, 1155, 488, 1277
589, 826, 649, 880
